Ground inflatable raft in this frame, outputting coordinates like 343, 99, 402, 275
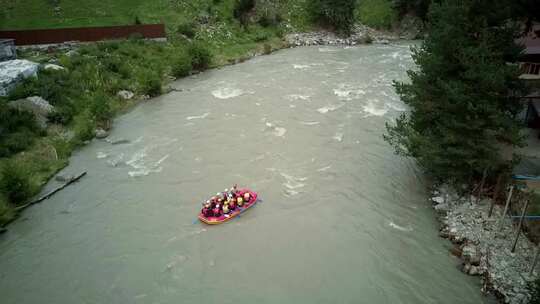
198, 189, 258, 225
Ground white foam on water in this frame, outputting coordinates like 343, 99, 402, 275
280, 173, 308, 192
333, 84, 367, 100
186, 112, 210, 120
128, 167, 163, 178
285, 94, 310, 102
293, 64, 310, 69
97, 152, 108, 159
211, 87, 244, 99
333, 132, 344, 142
389, 221, 413, 232
107, 153, 124, 167
300, 121, 320, 126
318, 48, 338, 53
274, 127, 287, 137
156, 154, 169, 165
265, 122, 287, 137
317, 103, 344, 114
317, 165, 332, 172
386, 102, 406, 112
289, 104, 296, 108
362, 100, 388, 117
255, 102, 261, 106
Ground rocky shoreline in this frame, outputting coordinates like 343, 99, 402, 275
432, 185, 537, 303
285, 24, 418, 47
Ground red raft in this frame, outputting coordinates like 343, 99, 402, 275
198, 189, 258, 225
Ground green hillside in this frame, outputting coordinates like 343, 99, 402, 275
0, 0, 311, 31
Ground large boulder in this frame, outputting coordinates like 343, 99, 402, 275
461, 243, 481, 266
0, 59, 39, 96
8, 96, 54, 129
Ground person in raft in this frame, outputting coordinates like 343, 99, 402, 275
201, 185, 252, 217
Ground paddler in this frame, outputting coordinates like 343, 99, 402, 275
222, 202, 230, 214
243, 192, 251, 203
237, 196, 244, 207
229, 198, 237, 211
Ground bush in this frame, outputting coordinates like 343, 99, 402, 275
88, 93, 113, 123
0, 161, 32, 205
357, 0, 398, 29
73, 112, 95, 142
139, 73, 162, 97
171, 54, 192, 78
308, 0, 357, 35
188, 42, 212, 70
234, 0, 256, 25
0, 107, 41, 157
177, 22, 196, 38
263, 43, 272, 54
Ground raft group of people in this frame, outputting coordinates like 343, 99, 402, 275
201, 185, 253, 218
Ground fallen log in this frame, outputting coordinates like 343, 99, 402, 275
14, 171, 87, 212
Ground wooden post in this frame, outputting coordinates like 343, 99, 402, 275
511, 199, 529, 253
530, 246, 540, 276
488, 174, 502, 218
476, 168, 488, 204
499, 185, 514, 230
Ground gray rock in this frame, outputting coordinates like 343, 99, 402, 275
95, 128, 109, 139
43, 63, 65, 71
469, 266, 480, 276
117, 90, 134, 100
55, 174, 74, 182
432, 196, 445, 204
8, 96, 54, 129
0, 59, 39, 96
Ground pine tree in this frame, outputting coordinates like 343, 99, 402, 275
384, 0, 525, 186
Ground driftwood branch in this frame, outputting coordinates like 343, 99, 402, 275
14, 171, 87, 212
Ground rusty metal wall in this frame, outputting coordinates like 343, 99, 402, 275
0, 24, 166, 46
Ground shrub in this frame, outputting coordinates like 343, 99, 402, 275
171, 54, 192, 78
308, 0, 357, 35
0, 107, 41, 157
357, 0, 397, 29
263, 43, 272, 54
177, 22, 196, 38
188, 42, 212, 70
139, 73, 162, 97
253, 31, 270, 42
73, 112, 95, 142
0, 161, 32, 205
234, 0, 256, 25
88, 93, 113, 123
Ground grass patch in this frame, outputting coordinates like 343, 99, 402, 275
356, 0, 397, 29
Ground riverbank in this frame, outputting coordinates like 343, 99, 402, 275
432, 185, 537, 303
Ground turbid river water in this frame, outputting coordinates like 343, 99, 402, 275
0, 44, 489, 303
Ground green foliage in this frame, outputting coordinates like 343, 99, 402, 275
384, 0, 525, 186
88, 93, 113, 123
188, 42, 212, 70
177, 21, 197, 38
139, 73, 162, 97
357, 0, 397, 29
0, 161, 32, 205
73, 112, 95, 142
171, 53, 193, 78
391, 0, 431, 20
0, 107, 41, 157
308, 0, 357, 35
530, 276, 540, 304
234, 0, 256, 26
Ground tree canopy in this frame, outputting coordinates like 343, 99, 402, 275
384, 0, 525, 186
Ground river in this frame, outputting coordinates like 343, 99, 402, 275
0, 44, 489, 303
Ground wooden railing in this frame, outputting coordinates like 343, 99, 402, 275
0, 24, 166, 46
